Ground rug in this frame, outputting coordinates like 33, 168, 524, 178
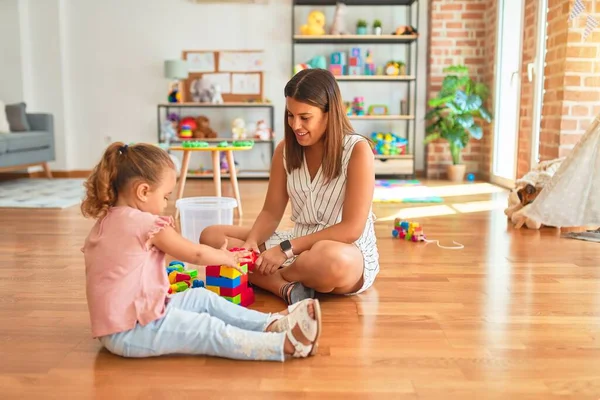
373, 179, 443, 203
0, 178, 85, 209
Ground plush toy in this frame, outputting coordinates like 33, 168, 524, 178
232, 118, 246, 140
211, 84, 223, 104
330, 2, 349, 35
252, 120, 271, 140
190, 77, 213, 103
193, 115, 218, 139
300, 10, 326, 35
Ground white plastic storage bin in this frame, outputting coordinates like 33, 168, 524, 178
176, 197, 238, 243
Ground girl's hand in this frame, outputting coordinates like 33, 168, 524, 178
220, 240, 252, 274
255, 246, 287, 275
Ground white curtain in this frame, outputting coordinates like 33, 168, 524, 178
524, 115, 600, 228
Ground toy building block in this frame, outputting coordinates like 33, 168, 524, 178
329, 64, 344, 76
204, 248, 258, 307
392, 219, 426, 242
330, 52, 346, 65
165, 261, 204, 295
348, 66, 362, 75
350, 47, 361, 58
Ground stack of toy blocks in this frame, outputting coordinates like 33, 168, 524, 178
205, 248, 258, 307
348, 47, 363, 76
329, 51, 347, 76
392, 219, 426, 242
166, 261, 205, 294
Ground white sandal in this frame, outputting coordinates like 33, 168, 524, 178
270, 298, 322, 358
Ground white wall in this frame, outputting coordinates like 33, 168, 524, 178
5, 0, 428, 172
0, 0, 24, 103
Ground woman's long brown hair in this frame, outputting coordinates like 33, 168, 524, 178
284, 68, 355, 183
81, 142, 175, 219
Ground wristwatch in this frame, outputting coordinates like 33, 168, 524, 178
279, 240, 294, 259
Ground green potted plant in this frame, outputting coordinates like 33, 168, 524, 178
357, 19, 368, 35
373, 20, 382, 35
424, 65, 493, 182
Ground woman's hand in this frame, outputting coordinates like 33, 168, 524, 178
241, 240, 260, 254
255, 246, 287, 275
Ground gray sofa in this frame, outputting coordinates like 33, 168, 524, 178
0, 104, 55, 177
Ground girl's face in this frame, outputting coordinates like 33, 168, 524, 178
286, 97, 328, 147
136, 167, 177, 215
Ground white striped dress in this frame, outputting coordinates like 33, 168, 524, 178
266, 134, 380, 294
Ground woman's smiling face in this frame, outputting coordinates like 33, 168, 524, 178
286, 96, 328, 147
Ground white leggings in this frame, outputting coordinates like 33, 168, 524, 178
99, 288, 286, 361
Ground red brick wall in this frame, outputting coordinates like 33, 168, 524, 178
516, 0, 539, 178
426, 0, 496, 179
537, 0, 600, 163
539, 0, 569, 161
479, 0, 497, 180
558, 0, 600, 157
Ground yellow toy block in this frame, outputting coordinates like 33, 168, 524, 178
206, 285, 220, 295
220, 264, 248, 279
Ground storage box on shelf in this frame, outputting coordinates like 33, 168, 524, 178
157, 102, 275, 179
292, 0, 419, 177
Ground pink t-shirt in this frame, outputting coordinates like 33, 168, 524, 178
82, 206, 173, 338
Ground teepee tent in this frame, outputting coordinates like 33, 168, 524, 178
524, 115, 600, 228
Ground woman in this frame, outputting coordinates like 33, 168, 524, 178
200, 68, 379, 305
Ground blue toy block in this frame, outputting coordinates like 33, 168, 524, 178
330, 52, 346, 65
351, 47, 361, 58
192, 279, 204, 288
400, 221, 409, 230
169, 260, 185, 267
392, 229, 399, 238
206, 276, 241, 289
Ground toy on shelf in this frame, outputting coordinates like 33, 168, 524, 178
168, 82, 182, 103
348, 47, 363, 76
329, 51, 347, 76
211, 84, 224, 104
330, 2, 349, 35
294, 56, 327, 76
394, 25, 418, 36
252, 120, 271, 140
352, 97, 365, 116
371, 132, 407, 155
205, 247, 259, 307
300, 10, 326, 35
364, 50, 376, 75
368, 105, 389, 116
232, 118, 247, 139
166, 260, 204, 295
385, 61, 406, 76
180, 124, 193, 139
392, 219, 426, 242
189, 77, 213, 103
194, 115, 218, 139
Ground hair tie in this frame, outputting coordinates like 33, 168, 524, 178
118, 144, 128, 155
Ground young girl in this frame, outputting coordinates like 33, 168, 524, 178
200, 68, 379, 305
80, 142, 322, 361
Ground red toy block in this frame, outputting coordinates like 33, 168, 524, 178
206, 265, 221, 277
240, 287, 255, 307
329, 64, 343, 76
349, 57, 360, 66
220, 285, 244, 297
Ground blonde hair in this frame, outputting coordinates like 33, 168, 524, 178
284, 68, 355, 183
81, 142, 175, 219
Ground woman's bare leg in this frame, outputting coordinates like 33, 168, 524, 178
251, 240, 364, 302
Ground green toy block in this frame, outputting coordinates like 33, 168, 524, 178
187, 269, 198, 279
223, 294, 242, 305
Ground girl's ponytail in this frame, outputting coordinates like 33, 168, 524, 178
81, 141, 175, 219
81, 142, 124, 219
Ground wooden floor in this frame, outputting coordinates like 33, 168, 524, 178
1, 178, 600, 399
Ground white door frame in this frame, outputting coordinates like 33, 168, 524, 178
529, 0, 548, 168
490, 0, 526, 189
